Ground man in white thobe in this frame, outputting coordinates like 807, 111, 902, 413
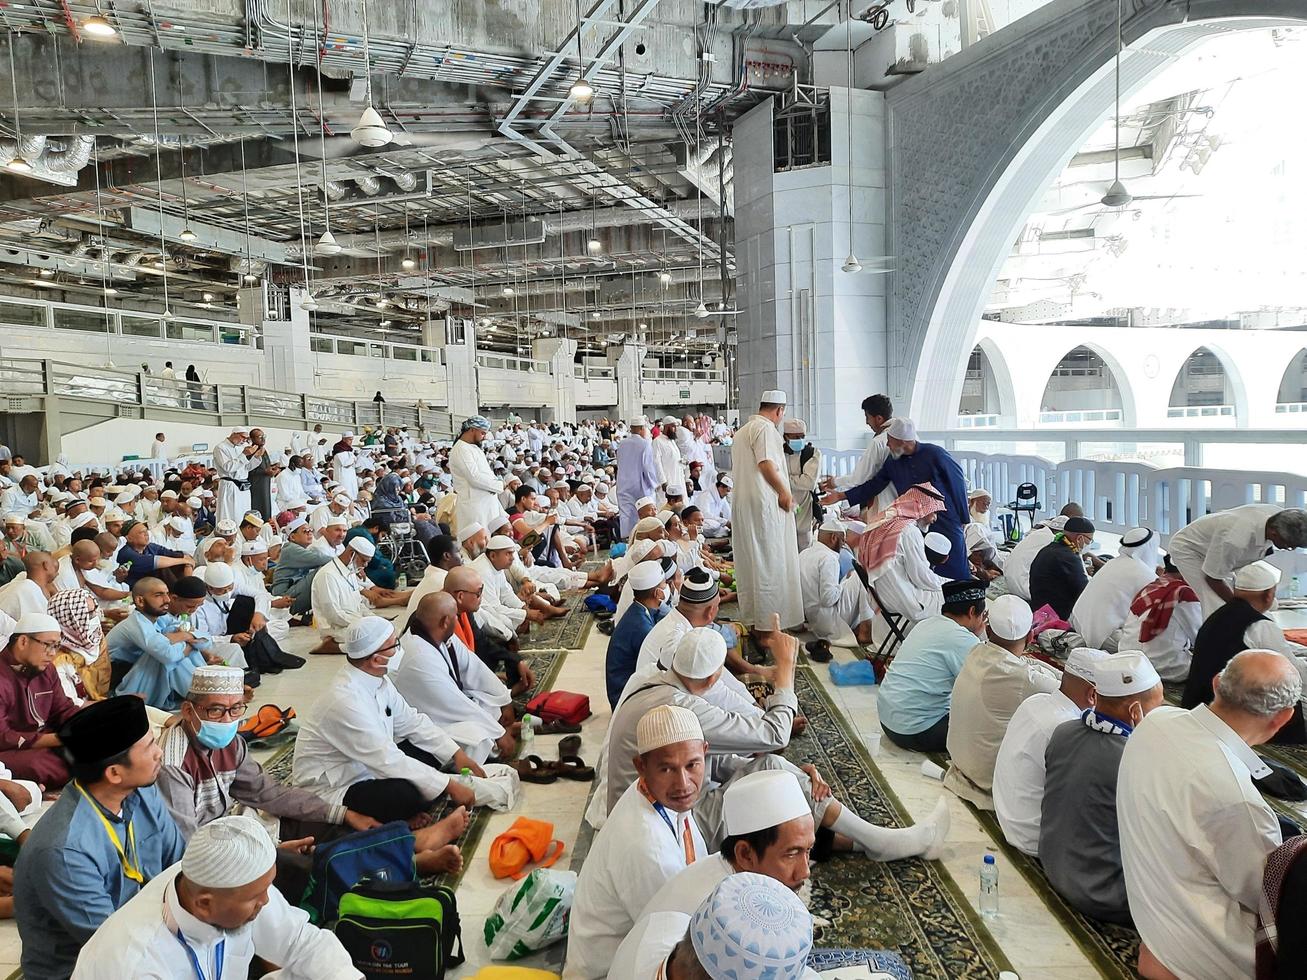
564, 705, 709, 980
1166, 504, 1307, 617
652, 417, 684, 502
70, 816, 361, 980
821, 394, 897, 519
330, 434, 359, 500
449, 415, 507, 538
798, 517, 874, 648
309, 537, 377, 630
393, 591, 514, 765
1070, 525, 1161, 650
1118, 650, 1299, 980
730, 390, 803, 632
1116, 563, 1203, 682
213, 426, 261, 525
692, 476, 732, 537
148, 432, 169, 461
1002, 513, 1071, 601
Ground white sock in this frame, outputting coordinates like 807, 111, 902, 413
831, 796, 950, 861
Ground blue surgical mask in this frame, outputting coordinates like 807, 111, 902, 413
787, 439, 806, 453
195, 719, 239, 750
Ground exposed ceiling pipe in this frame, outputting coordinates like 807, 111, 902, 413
353, 174, 383, 196
390, 171, 419, 192
323, 180, 348, 201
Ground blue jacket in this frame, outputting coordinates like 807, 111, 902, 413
605, 602, 667, 709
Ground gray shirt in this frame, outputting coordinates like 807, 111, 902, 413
1039, 715, 1131, 924
606, 673, 798, 812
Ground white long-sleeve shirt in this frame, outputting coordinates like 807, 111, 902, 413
449, 439, 505, 537
992, 689, 1082, 855
834, 427, 897, 513
471, 553, 525, 637
1116, 600, 1203, 683
292, 664, 460, 805
309, 558, 372, 629
1118, 705, 1278, 980
71, 866, 361, 980
1069, 553, 1158, 649
652, 436, 682, 490
868, 523, 942, 623
1003, 525, 1056, 601
392, 633, 510, 762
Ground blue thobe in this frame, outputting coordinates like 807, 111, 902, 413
843, 442, 971, 581
14, 783, 185, 980
605, 602, 667, 709
108, 611, 212, 710
615, 435, 658, 537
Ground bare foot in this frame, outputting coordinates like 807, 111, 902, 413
406, 812, 434, 832
414, 805, 471, 850
415, 843, 463, 876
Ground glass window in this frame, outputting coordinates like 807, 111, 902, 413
121, 315, 162, 338
421, 348, 439, 364
310, 335, 334, 354
165, 321, 215, 343
339, 340, 369, 357
218, 326, 247, 345
0, 301, 46, 328
52, 308, 109, 333
392, 346, 417, 362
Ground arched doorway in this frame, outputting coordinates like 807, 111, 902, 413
1277, 349, 1307, 409
1039, 345, 1126, 423
1168, 347, 1239, 421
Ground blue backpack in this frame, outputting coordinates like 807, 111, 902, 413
302, 821, 417, 924
584, 594, 617, 614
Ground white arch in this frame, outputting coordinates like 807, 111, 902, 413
1167, 343, 1251, 423
890, 0, 1307, 428
1040, 342, 1138, 426
971, 337, 1019, 424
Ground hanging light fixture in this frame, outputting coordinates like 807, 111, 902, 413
313, 21, 343, 257
6, 34, 30, 174
1101, 0, 1132, 209
351, 3, 392, 147
238, 138, 258, 286
176, 73, 198, 243
316, 230, 342, 256
569, 0, 595, 104
400, 202, 417, 269
83, 14, 117, 38
286, 5, 317, 315
147, 50, 175, 321
659, 269, 672, 285
694, 300, 709, 318
841, 1, 862, 275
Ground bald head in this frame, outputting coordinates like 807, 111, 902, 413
71, 539, 100, 569
412, 591, 459, 644
443, 565, 482, 595
23, 550, 55, 583
1212, 649, 1303, 747
94, 531, 120, 558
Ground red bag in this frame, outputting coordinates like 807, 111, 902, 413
524, 690, 591, 725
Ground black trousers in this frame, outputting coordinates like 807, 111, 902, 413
881, 713, 950, 753
342, 777, 434, 824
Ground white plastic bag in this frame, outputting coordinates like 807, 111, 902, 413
483, 867, 577, 960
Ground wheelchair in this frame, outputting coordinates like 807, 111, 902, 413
370, 505, 429, 584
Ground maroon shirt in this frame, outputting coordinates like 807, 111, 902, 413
0, 647, 82, 749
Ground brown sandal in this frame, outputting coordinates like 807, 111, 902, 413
510, 755, 559, 784
548, 755, 596, 781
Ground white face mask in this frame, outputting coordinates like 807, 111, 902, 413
383, 647, 405, 674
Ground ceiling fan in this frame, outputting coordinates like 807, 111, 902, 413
1046, 193, 1201, 216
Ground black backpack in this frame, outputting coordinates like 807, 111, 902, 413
334, 878, 465, 980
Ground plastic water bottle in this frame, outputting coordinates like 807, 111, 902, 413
979, 853, 999, 917
397, 572, 408, 590
458, 767, 474, 790
521, 721, 534, 751
179, 612, 191, 631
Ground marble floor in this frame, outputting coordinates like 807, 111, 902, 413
0, 611, 1110, 979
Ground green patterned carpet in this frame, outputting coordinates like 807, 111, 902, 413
262, 645, 569, 891
517, 591, 595, 651
790, 665, 1016, 979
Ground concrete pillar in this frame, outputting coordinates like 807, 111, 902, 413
260, 286, 316, 396
733, 88, 888, 452
611, 342, 646, 422
532, 337, 578, 424
443, 315, 480, 420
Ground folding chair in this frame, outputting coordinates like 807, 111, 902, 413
868, 582, 909, 663
1005, 483, 1041, 542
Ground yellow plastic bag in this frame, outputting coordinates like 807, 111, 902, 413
470, 968, 560, 980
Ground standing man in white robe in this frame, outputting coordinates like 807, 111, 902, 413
732, 390, 803, 633
652, 417, 684, 503
330, 434, 359, 500
212, 426, 261, 525
449, 416, 506, 538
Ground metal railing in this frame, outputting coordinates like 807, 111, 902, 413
1037, 408, 1123, 424
956, 413, 1000, 428
0, 295, 257, 347
1166, 404, 1235, 419
6, 356, 457, 438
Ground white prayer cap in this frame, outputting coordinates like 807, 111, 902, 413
347, 537, 377, 559
987, 594, 1033, 642
633, 516, 664, 536
662, 415, 679, 425
161, 489, 179, 500
186, 496, 203, 509
636, 495, 656, 510
242, 538, 268, 556
189, 664, 244, 697
88, 497, 107, 509
628, 561, 665, 592
887, 418, 917, 441
723, 770, 811, 836
576, 483, 593, 492
760, 389, 787, 405
630, 415, 650, 429
486, 535, 516, 551
324, 515, 348, 529
968, 487, 991, 500
672, 626, 728, 679
201, 489, 215, 499
215, 519, 238, 536
1044, 515, 1070, 532
342, 430, 355, 438
551, 480, 569, 490
1064, 647, 1111, 683
1094, 652, 1161, 698
70, 512, 99, 529
231, 426, 250, 436
333, 493, 352, 507
13, 613, 59, 635
596, 483, 609, 493
636, 704, 704, 754
717, 475, 734, 489
781, 418, 805, 435
658, 510, 677, 527
923, 531, 952, 556
1235, 560, 1281, 592
167, 515, 189, 532
818, 515, 846, 535
181, 815, 275, 890
267, 535, 283, 547
459, 522, 486, 542
691, 873, 812, 980
665, 484, 684, 498
282, 515, 307, 533
202, 561, 234, 589
343, 615, 394, 659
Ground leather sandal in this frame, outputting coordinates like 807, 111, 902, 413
509, 755, 559, 784
537, 720, 582, 735
548, 755, 596, 781
805, 639, 833, 663
558, 734, 582, 758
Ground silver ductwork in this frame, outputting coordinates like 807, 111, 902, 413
0, 135, 95, 186
352, 174, 382, 196
323, 180, 348, 201
390, 171, 418, 192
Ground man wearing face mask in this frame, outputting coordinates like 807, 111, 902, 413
291, 616, 478, 824
70, 815, 362, 979
782, 419, 822, 551
606, 560, 672, 709
1039, 652, 1164, 924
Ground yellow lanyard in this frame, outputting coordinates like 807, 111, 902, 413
74, 782, 144, 885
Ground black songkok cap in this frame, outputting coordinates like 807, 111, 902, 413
59, 695, 149, 764
942, 579, 987, 607
1064, 516, 1096, 535
171, 575, 207, 600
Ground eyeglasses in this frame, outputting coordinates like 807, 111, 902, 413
193, 702, 248, 721
455, 587, 484, 598
372, 641, 400, 658
25, 637, 60, 652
